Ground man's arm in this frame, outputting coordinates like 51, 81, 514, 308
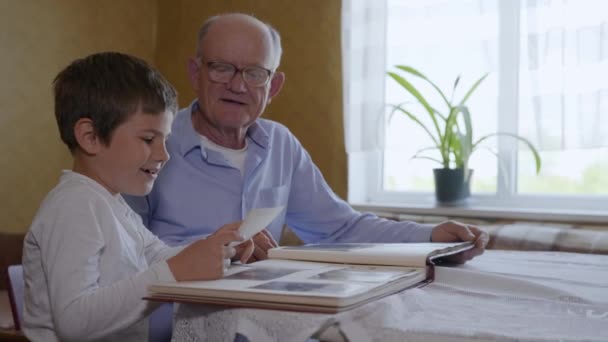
283, 133, 433, 244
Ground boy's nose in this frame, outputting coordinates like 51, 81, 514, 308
156, 142, 170, 163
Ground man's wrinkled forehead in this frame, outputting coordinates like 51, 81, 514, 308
201, 16, 276, 68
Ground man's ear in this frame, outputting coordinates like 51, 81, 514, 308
267, 72, 285, 104
187, 57, 202, 92
73, 118, 101, 155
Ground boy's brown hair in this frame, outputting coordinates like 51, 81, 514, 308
53, 52, 178, 151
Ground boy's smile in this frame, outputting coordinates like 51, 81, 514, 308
76, 109, 173, 196
141, 167, 160, 179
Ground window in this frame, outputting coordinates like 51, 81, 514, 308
343, 0, 608, 215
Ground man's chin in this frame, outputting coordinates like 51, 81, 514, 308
217, 110, 256, 125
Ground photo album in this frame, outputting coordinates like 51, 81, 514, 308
146, 207, 473, 313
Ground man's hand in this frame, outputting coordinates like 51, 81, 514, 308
233, 239, 255, 264
430, 220, 489, 264
239, 229, 278, 263
167, 222, 243, 281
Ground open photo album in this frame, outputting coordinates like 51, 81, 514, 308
146, 241, 474, 313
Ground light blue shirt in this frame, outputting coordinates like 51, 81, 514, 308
125, 102, 432, 246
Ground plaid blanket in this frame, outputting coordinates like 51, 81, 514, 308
485, 222, 608, 255
378, 213, 608, 255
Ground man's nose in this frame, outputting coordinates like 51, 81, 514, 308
227, 71, 247, 93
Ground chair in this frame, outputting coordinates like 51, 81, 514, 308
6, 265, 23, 331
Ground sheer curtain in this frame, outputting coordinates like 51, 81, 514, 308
520, 0, 608, 151
341, 0, 386, 154
517, 0, 608, 194
341, 0, 387, 201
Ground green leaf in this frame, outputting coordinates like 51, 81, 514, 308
411, 155, 444, 166
413, 145, 439, 154
387, 71, 435, 115
389, 104, 440, 148
411, 146, 444, 167
456, 106, 473, 170
450, 134, 463, 168
472, 133, 542, 174
453, 75, 461, 90
387, 71, 444, 147
433, 108, 447, 121
450, 75, 461, 103
394, 65, 451, 110
442, 107, 460, 167
386, 101, 413, 123
459, 73, 489, 106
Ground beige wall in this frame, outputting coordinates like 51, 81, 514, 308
0, 1, 158, 233
0, 0, 345, 233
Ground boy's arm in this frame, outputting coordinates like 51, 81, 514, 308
140, 224, 185, 263
36, 194, 173, 341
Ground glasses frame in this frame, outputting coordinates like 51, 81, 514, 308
199, 60, 274, 87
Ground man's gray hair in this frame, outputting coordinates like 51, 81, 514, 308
195, 14, 283, 70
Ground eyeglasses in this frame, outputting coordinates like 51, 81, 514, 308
201, 61, 273, 87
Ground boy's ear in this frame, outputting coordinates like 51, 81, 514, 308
73, 118, 101, 154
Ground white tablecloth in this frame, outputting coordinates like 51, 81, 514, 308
171, 250, 608, 341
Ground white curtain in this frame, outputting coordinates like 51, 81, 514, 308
519, 0, 608, 150
341, 0, 387, 154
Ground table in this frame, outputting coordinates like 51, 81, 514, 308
171, 250, 608, 341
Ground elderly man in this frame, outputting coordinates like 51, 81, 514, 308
126, 13, 488, 342
127, 12, 487, 259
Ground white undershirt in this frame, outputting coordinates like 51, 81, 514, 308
199, 134, 249, 177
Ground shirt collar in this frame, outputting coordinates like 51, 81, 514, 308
61, 170, 132, 216
177, 100, 270, 156
177, 100, 205, 156
247, 118, 270, 149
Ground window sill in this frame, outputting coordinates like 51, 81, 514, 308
351, 201, 608, 225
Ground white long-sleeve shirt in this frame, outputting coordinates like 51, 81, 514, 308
22, 171, 182, 342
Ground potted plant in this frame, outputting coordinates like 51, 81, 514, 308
387, 65, 541, 203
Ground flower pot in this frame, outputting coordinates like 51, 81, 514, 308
433, 168, 473, 204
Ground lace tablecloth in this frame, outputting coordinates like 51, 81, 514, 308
172, 250, 608, 341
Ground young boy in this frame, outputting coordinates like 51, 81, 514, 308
21, 52, 253, 341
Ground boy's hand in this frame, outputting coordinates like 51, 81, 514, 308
167, 222, 243, 281
430, 220, 489, 264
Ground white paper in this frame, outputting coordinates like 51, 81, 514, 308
230, 206, 284, 247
